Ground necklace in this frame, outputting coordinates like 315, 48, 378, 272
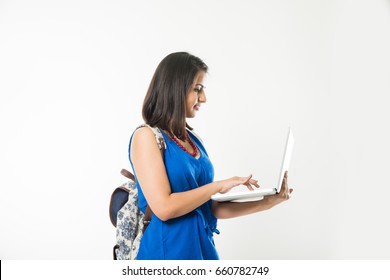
169, 132, 198, 157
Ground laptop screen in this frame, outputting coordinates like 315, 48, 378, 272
276, 128, 294, 192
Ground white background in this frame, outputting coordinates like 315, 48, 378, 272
1, 0, 389, 259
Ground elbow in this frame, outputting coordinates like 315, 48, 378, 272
147, 196, 180, 221
153, 207, 176, 222
156, 212, 170, 222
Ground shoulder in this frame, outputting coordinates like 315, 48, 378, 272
132, 126, 156, 144
132, 125, 166, 151
130, 126, 161, 161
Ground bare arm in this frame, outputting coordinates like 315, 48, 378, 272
131, 127, 257, 221
212, 171, 293, 219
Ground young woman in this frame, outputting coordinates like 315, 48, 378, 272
129, 52, 293, 260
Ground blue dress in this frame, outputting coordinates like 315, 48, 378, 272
128, 128, 220, 260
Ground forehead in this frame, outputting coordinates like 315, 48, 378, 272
193, 71, 206, 85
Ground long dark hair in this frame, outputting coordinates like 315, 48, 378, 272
142, 52, 208, 140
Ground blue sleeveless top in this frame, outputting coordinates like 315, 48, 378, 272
128, 128, 220, 260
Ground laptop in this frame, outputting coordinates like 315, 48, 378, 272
211, 127, 294, 202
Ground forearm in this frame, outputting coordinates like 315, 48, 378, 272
212, 197, 275, 219
156, 182, 220, 221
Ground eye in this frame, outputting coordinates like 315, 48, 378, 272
194, 86, 203, 94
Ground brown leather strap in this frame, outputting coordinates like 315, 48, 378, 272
121, 168, 135, 181
143, 205, 152, 233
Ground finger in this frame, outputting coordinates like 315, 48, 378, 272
249, 179, 260, 188
241, 175, 259, 190
281, 189, 289, 199
244, 183, 254, 191
241, 174, 252, 185
285, 188, 294, 199
281, 176, 287, 191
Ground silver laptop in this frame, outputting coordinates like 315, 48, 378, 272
211, 128, 294, 202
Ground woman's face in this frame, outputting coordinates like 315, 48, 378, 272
185, 71, 206, 118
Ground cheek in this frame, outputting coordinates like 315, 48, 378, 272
187, 93, 197, 106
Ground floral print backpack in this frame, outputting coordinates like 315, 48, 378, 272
110, 125, 166, 260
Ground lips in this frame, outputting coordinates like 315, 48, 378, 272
194, 104, 200, 111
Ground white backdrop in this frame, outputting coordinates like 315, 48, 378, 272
1, 0, 390, 259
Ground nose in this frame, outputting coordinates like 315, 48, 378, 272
198, 90, 206, 103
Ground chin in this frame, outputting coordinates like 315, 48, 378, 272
186, 112, 196, 118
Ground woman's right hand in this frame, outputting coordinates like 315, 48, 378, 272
217, 175, 260, 194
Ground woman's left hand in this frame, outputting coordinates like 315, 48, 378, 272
265, 171, 293, 206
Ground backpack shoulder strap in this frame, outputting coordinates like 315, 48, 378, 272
137, 124, 166, 151
120, 168, 135, 181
